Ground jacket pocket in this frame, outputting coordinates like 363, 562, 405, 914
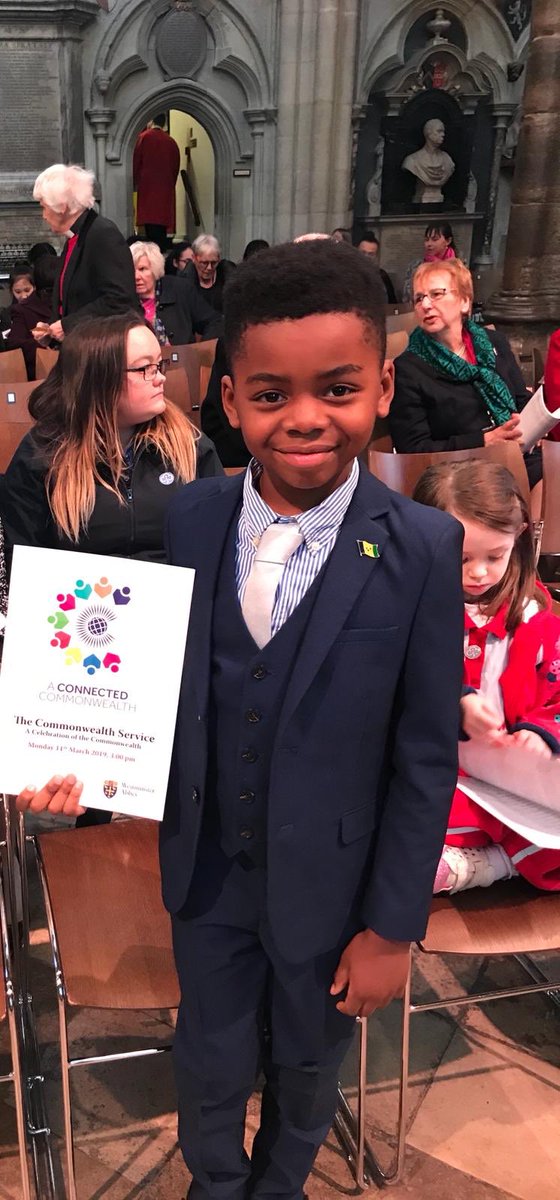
340, 805, 376, 845
335, 626, 399, 643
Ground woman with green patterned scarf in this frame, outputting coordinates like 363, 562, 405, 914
389, 258, 542, 492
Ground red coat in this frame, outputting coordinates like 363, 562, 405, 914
463, 589, 560, 748
133, 127, 181, 231
544, 328, 560, 442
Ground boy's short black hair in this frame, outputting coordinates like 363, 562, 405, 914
223, 239, 386, 365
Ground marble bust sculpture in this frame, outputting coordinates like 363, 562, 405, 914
402, 118, 455, 204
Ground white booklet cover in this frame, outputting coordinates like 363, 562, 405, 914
518, 385, 560, 452
0, 546, 195, 820
458, 740, 560, 848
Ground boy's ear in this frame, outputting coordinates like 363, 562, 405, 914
376, 358, 395, 419
221, 375, 241, 429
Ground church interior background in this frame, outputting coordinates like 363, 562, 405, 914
0, 0, 547, 328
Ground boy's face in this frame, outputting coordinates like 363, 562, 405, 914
222, 313, 394, 513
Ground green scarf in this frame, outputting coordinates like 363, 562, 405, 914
408, 319, 516, 427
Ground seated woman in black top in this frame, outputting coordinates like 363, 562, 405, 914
2, 312, 222, 564
130, 240, 222, 345
390, 257, 540, 492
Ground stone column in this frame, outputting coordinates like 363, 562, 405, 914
273, 0, 360, 241
485, 0, 560, 340
473, 105, 514, 267
245, 108, 277, 241
85, 109, 116, 209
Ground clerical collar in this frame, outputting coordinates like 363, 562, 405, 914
66, 209, 89, 238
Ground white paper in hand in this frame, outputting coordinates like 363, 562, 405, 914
0, 546, 195, 820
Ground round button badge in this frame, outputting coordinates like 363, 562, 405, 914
465, 645, 482, 660
159, 472, 175, 486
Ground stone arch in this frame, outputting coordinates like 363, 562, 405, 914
104, 80, 242, 251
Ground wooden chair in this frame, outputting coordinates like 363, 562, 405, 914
385, 303, 413, 317
34, 347, 59, 380
36, 818, 180, 1200
0, 845, 32, 1198
166, 339, 218, 413
0, 349, 27, 384
386, 311, 417, 336
385, 330, 408, 361
367, 442, 531, 507
0, 380, 36, 423
337, 881, 560, 1187
0, 423, 32, 472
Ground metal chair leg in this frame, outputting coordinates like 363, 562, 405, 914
335, 949, 412, 1188
0, 857, 32, 1200
37, 844, 78, 1200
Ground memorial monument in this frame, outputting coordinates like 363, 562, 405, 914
401, 118, 455, 204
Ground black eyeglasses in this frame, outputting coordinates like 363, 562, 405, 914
125, 360, 168, 381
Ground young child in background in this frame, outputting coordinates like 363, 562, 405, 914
0, 265, 35, 338
414, 460, 560, 894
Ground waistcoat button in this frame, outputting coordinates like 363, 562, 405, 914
246, 708, 262, 724
241, 747, 258, 763
240, 789, 255, 804
252, 664, 268, 680
192, 787, 200, 804
239, 827, 254, 840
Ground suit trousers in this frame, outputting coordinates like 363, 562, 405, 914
171, 833, 357, 1200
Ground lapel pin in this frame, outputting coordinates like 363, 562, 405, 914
357, 540, 380, 559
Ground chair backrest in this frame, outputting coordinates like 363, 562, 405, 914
541, 439, 560, 555
385, 303, 414, 317
0, 380, 36, 423
163, 365, 191, 413
166, 339, 218, 412
34, 346, 59, 380
0, 348, 27, 384
385, 330, 408, 361
0, 422, 32, 472
37, 818, 180, 1009
386, 311, 418, 336
367, 442, 530, 506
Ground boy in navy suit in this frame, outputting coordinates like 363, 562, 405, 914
19, 241, 464, 1199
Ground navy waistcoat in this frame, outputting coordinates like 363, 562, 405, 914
205, 515, 324, 864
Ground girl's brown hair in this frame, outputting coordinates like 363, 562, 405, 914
412, 460, 544, 630
29, 311, 198, 541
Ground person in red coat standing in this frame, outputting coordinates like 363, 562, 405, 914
133, 114, 181, 252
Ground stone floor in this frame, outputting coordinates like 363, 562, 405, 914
1, 824, 559, 1200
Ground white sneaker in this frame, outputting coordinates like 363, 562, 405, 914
434, 844, 515, 894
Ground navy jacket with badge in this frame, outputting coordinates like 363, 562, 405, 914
161, 465, 464, 962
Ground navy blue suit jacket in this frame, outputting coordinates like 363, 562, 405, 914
161, 465, 464, 962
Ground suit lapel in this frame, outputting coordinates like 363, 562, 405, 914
182, 475, 245, 716
278, 468, 392, 731
61, 211, 95, 311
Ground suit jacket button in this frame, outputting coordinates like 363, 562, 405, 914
241, 747, 258, 763
252, 664, 268, 680
246, 708, 262, 724
240, 789, 255, 804
192, 787, 200, 804
239, 827, 254, 840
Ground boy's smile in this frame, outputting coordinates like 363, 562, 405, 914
222, 313, 394, 514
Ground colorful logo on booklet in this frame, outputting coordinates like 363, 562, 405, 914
47, 576, 132, 675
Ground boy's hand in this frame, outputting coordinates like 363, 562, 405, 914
16, 774, 85, 816
460, 693, 503, 741
509, 729, 553, 758
330, 929, 410, 1017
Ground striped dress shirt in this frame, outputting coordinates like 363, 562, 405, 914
236, 457, 360, 638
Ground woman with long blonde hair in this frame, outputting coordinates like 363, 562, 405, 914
2, 311, 222, 560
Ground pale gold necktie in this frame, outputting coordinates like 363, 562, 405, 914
241, 522, 304, 648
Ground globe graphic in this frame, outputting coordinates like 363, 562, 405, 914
88, 616, 108, 637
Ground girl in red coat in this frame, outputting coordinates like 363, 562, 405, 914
414, 460, 560, 893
